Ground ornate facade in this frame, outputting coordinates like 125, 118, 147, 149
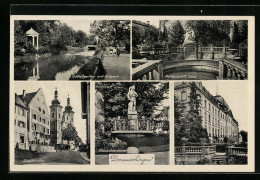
174, 82, 239, 143
49, 89, 75, 146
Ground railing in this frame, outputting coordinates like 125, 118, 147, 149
113, 119, 152, 131
221, 59, 247, 80
226, 146, 247, 157
132, 60, 163, 80
175, 145, 216, 155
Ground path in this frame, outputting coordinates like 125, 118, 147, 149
103, 54, 130, 80
16, 150, 90, 165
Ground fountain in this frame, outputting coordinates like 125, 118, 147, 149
111, 85, 154, 153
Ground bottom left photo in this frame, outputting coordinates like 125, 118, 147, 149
13, 81, 90, 165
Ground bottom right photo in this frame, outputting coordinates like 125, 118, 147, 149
174, 81, 248, 165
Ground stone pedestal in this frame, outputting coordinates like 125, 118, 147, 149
128, 111, 138, 130
127, 147, 139, 154
183, 43, 196, 59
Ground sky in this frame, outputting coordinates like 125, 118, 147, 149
147, 20, 160, 28
60, 20, 94, 35
200, 81, 248, 131
14, 82, 86, 143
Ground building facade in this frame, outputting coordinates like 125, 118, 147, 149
49, 89, 75, 147
15, 94, 29, 149
174, 82, 239, 143
49, 89, 63, 145
18, 88, 51, 146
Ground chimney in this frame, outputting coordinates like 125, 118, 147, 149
23, 90, 26, 98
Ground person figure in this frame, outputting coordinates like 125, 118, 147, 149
127, 85, 138, 113
116, 45, 121, 58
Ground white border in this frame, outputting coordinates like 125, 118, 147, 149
10, 15, 255, 172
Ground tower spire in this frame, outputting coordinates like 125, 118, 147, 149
54, 87, 58, 99
67, 94, 70, 105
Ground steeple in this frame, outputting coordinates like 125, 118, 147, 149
65, 94, 73, 111
67, 95, 70, 106
51, 87, 60, 105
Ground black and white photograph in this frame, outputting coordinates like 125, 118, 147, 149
14, 82, 90, 165
95, 82, 169, 165
14, 20, 130, 80
132, 20, 248, 80
174, 81, 248, 165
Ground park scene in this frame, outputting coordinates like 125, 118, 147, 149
95, 82, 169, 165
132, 20, 248, 80
14, 82, 90, 164
174, 81, 248, 165
14, 20, 130, 80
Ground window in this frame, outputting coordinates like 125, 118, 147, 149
39, 117, 41, 122
14, 119, 16, 125
204, 100, 207, 108
22, 109, 25, 116
47, 129, 49, 134
52, 112, 54, 118
43, 110, 45, 114
59, 113, 61, 119
20, 135, 25, 143
209, 115, 211, 123
181, 91, 187, 101
209, 103, 211, 111
33, 124, 37, 130
39, 107, 41, 112
32, 114, 37, 119
67, 117, 68, 120
37, 97, 39, 101
18, 121, 25, 128
18, 107, 20, 115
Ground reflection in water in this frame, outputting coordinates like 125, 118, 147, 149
14, 53, 88, 80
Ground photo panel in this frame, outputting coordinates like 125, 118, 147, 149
173, 80, 252, 166
13, 19, 130, 81
95, 82, 170, 165
12, 81, 90, 165
132, 19, 249, 81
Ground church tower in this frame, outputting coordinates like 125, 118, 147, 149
49, 88, 63, 145
62, 95, 74, 129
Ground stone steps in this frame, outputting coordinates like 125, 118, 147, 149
212, 153, 226, 164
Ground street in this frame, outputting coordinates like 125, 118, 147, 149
16, 150, 90, 165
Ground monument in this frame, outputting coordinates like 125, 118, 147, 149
183, 27, 197, 59
127, 85, 138, 130
111, 84, 153, 154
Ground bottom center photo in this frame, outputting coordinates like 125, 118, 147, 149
95, 82, 170, 165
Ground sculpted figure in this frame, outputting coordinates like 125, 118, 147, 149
184, 27, 195, 41
127, 85, 138, 112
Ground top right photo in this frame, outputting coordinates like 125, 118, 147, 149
132, 20, 248, 80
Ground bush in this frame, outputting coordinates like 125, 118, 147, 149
216, 144, 228, 153
196, 157, 210, 165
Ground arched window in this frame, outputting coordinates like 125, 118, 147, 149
52, 112, 54, 118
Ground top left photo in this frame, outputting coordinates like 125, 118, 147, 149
13, 20, 130, 81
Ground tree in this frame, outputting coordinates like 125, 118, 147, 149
167, 21, 185, 47
62, 123, 82, 145
174, 82, 209, 145
239, 130, 248, 142
90, 20, 130, 47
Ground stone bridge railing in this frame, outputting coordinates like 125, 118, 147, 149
175, 145, 216, 155
226, 146, 247, 157
132, 60, 163, 80
113, 119, 152, 131
219, 59, 247, 80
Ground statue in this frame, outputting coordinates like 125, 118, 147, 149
183, 27, 196, 46
127, 85, 138, 113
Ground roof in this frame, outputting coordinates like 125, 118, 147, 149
26, 28, 39, 35
15, 94, 28, 109
214, 95, 230, 111
18, 92, 37, 106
